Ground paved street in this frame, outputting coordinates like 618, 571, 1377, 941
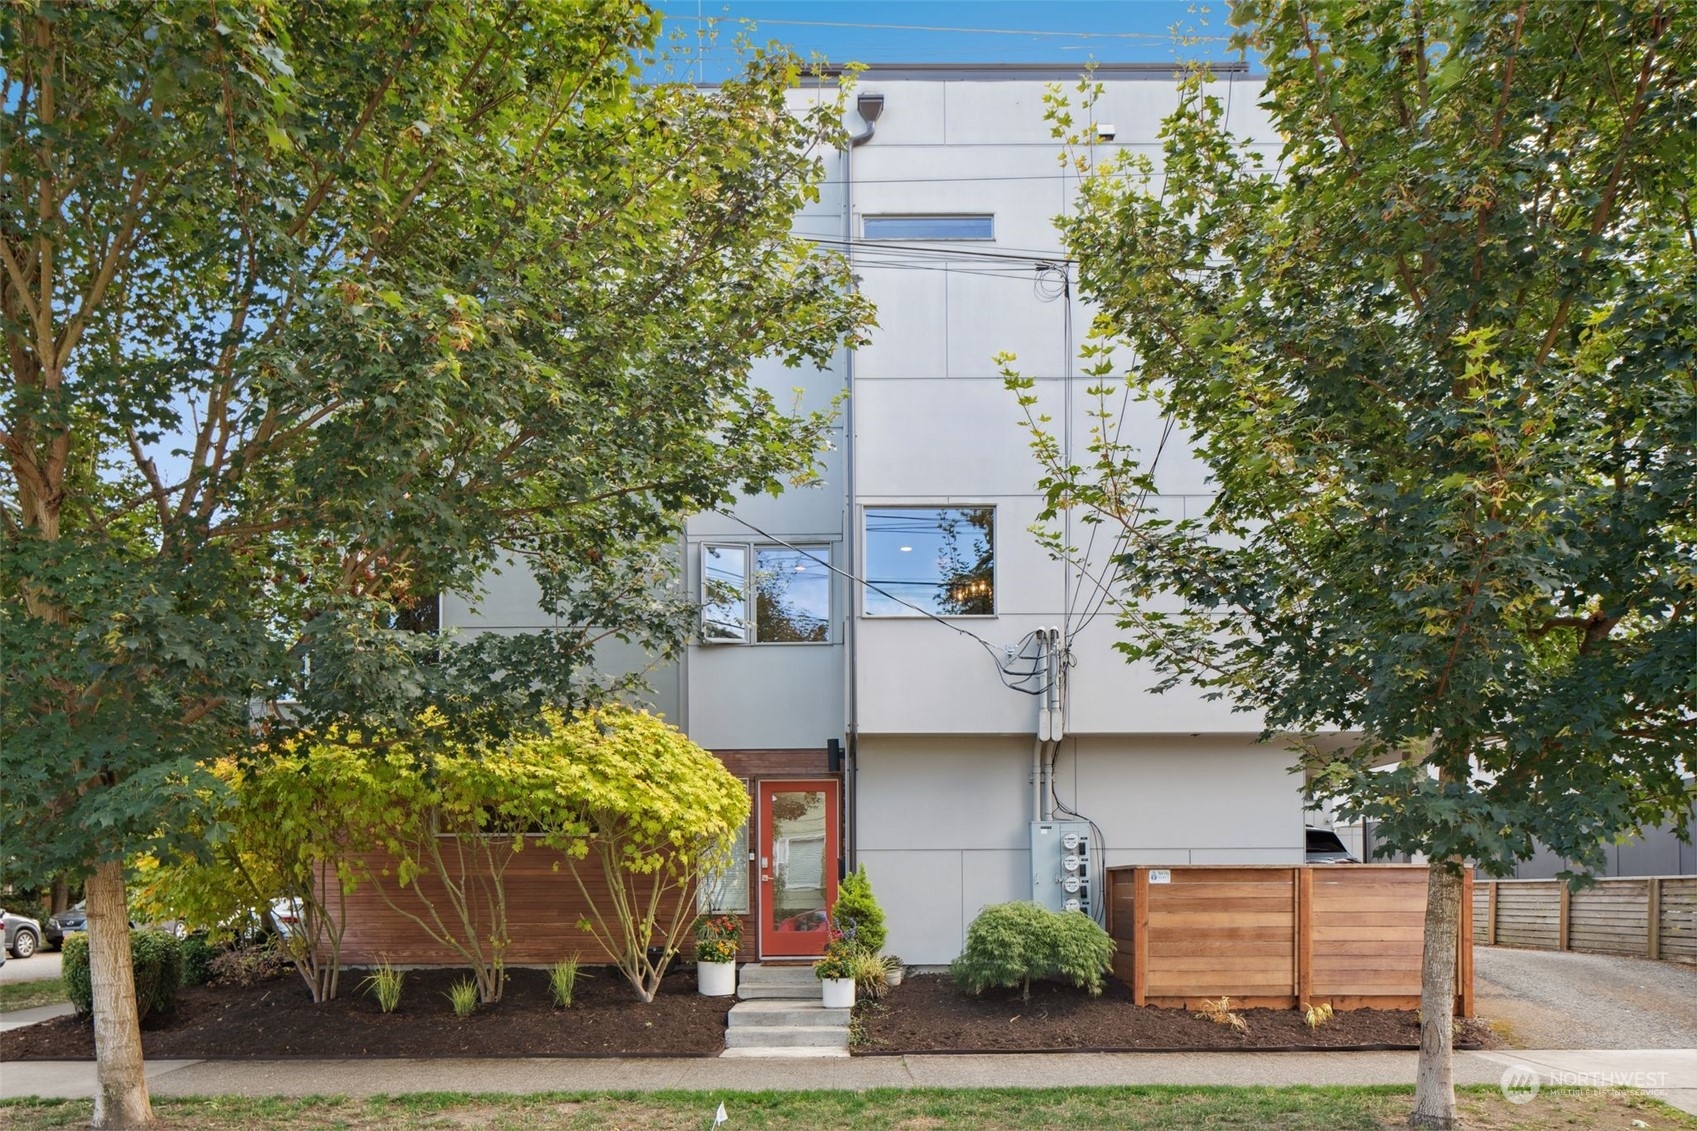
0, 952, 60, 985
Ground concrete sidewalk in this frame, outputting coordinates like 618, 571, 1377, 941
3, 1050, 1693, 1115
0, 1003, 75, 1033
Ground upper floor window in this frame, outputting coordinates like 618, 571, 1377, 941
702, 544, 831, 644
864, 506, 995, 617
862, 214, 995, 241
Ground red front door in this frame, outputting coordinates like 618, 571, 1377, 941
757, 780, 840, 958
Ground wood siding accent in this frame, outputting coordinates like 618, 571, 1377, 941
1473, 876, 1697, 964
1104, 865, 1472, 1015
336, 843, 658, 965
332, 753, 841, 967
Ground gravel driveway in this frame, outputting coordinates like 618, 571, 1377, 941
1477, 945, 1697, 1049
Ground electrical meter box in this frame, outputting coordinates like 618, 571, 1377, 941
1030, 821, 1094, 916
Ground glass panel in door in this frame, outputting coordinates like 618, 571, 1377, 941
757, 780, 839, 958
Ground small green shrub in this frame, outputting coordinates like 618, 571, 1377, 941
62, 929, 183, 1020
446, 977, 479, 1018
361, 961, 405, 1013
62, 935, 92, 1018
548, 958, 581, 1008
951, 902, 1114, 1001
180, 934, 216, 987
831, 865, 886, 955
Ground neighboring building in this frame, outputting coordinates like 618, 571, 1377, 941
443, 63, 1308, 967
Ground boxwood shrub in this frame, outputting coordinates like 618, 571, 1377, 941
62, 929, 185, 1020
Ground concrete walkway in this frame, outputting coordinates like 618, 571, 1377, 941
0, 1003, 75, 1033
3, 1050, 1693, 1115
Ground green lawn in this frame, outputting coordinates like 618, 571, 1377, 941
0, 978, 67, 1014
0, 1086, 1690, 1130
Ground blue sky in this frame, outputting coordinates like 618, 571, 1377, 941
648, 2, 1246, 80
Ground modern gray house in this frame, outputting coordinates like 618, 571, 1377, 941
447, 64, 1311, 966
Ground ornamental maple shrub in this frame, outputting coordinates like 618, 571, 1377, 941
951, 902, 1113, 1001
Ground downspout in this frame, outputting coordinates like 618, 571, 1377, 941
843, 90, 881, 870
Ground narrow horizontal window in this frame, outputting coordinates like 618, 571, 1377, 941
864, 506, 995, 616
862, 214, 995, 241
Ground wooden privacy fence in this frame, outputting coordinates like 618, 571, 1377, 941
1105, 864, 1473, 1016
1472, 876, 1697, 963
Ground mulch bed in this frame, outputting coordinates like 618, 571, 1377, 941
854, 973, 1499, 1054
2, 967, 1499, 1061
0, 965, 731, 1061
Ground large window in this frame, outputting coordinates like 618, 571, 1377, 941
864, 506, 995, 616
699, 811, 751, 914
862, 214, 995, 241
701, 544, 831, 643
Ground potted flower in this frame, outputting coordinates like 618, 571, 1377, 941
882, 954, 905, 988
814, 920, 857, 1008
693, 914, 741, 997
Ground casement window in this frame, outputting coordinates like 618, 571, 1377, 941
863, 505, 995, 617
862, 213, 995, 241
701, 544, 831, 644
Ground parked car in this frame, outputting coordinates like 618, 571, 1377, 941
42, 901, 86, 950
1, 910, 43, 958
42, 901, 158, 949
1305, 827, 1359, 864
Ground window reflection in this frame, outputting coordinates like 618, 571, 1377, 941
754, 548, 829, 643
702, 545, 748, 642
864, 506, 995, 616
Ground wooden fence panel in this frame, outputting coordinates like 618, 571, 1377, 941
1474, 876, 1695, 965
1663, 878, 1697, 963
1103, 864, 1470, 1014
1142, 868, 1295, 1004
1309, 869, 1427, 1001
1569, 879, 1650, 956
1492, 881, 1561, 950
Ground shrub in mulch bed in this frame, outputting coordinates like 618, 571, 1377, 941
0, 965, 731, 1061
852, 973, 1499, 1054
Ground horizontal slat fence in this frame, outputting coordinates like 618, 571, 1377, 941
1471, 876, 1697, 963
1104, 864, 1472, 1015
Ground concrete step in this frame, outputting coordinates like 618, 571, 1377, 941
719, 1046, 851, 1058
727, 1001, 849, 1028
736, 963, 819, 986
734, 983, 822, 1000
724, 1025, 849, 1049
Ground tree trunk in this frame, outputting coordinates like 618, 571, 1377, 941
87, 859, 153, 1129
1410, 862, 1462, 1129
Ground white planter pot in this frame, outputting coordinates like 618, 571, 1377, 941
885, 967, 903, 988
821, 977, 856, 1009
697, 960, 737, 997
